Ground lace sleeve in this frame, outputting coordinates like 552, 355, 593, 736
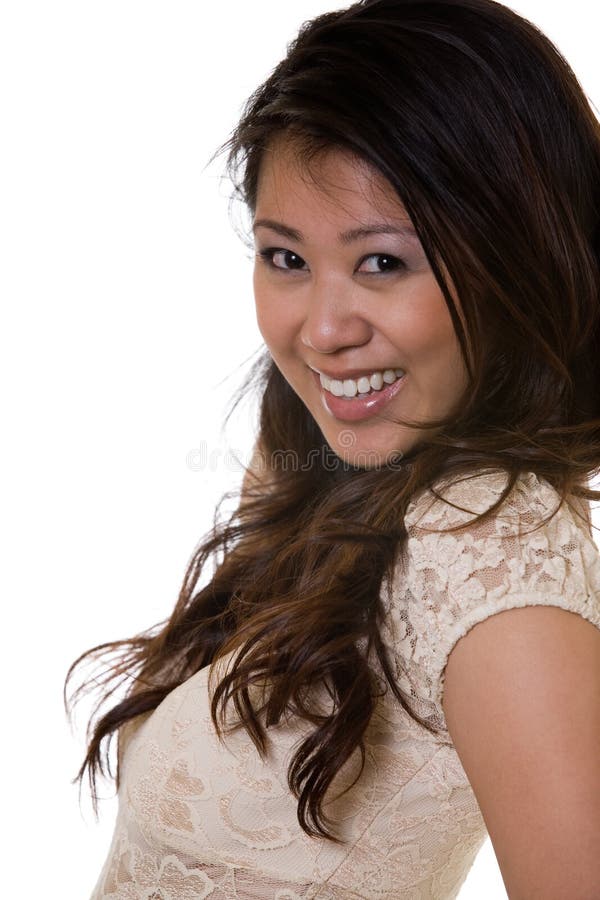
386, 469, 600, 733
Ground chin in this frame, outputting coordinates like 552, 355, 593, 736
326, 434, 410, 471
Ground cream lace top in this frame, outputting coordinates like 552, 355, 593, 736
90, 469, 600, 899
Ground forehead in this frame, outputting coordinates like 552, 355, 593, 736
255, 134, 412, 225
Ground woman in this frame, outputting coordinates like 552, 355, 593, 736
65, 0, 600, 896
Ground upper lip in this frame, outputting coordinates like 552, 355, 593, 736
308, 364, 405, 381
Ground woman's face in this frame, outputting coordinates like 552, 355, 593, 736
252, 137, 469, 467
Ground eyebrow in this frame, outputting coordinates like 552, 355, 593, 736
252, 218, 418, 245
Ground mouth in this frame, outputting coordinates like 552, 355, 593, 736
310, 367, 407, 423
308, 364, 405, 384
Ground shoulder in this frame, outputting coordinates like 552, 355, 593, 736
402, 468, 599, 600
385, 467, 600, 725
404, 466, 584, 533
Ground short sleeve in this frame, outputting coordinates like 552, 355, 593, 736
383, 469, 600, 733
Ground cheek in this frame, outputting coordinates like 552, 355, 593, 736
253, 273, 300, 352
393, 289, 465, 380
253, 271, 276, 344
414, 308, 468, 397
255, 300, 290, 351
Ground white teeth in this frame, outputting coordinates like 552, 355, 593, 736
370, 372, 383, 391
318, 367, 405, 397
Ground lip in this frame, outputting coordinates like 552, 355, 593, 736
308, 364, 405, 381
311, 368, 407, 422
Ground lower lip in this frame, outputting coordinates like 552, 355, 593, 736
311, 369, 407, 422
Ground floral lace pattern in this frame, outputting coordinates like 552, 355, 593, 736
90, 470, 600, 899
380, 469, 600, 733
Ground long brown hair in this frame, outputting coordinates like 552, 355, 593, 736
65, 0, 600, 841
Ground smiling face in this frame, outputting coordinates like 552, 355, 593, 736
252, 136, 469, 467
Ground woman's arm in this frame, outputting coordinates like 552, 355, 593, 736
442, 604, 600, 899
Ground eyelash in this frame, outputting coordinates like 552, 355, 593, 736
256, 247, 406, 275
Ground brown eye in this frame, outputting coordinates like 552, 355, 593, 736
358, 254, 405, 274
258, 248, 307, 271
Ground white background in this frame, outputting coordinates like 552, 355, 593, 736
1, 2, 598, 897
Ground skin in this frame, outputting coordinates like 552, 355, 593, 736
252, 136, 469, 468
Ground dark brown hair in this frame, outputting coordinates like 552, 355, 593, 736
65, 0, 600, 841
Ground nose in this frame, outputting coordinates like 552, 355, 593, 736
300, 279, 372, 354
